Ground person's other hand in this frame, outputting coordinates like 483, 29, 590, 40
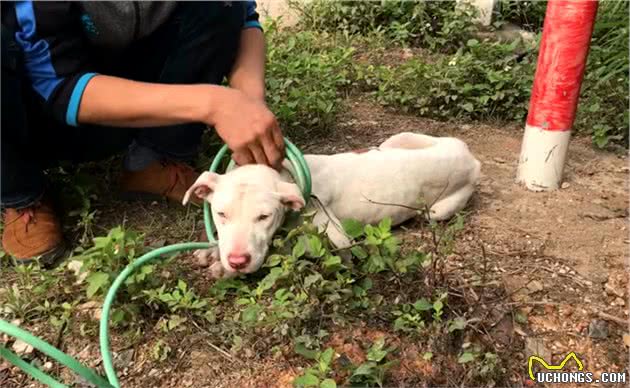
207, 87, 284, 170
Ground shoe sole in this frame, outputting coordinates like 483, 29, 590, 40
118, 191, 201, 207
7, 242, 69, 269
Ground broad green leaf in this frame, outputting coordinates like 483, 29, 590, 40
265, 254, 283, 267
367, 338, 387, 362
448, 317, 467, 332
413, 298, 432, 311
86, 272, 109, 298
378, 217, 392, 233
341, 219, 364, 239
304, 273, 322, 288
293, 373, 319, 387
458, 352, 475, 364
292, 239, 306, 259
320, 379, 337, 388
307, 235, 325, 258
351, 362, 375, 377
256, 267, 283, 296
350, 246, 368, 259
322, 256, 341, 268
319, 348, 335, 371
294, 343, 318, 360
241, 304, 261, 324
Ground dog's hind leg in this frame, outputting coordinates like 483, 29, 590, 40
428, 186, 475, 221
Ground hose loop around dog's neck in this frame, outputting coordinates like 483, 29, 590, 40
203, 138, 312, 243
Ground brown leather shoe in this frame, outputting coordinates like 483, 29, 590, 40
119, 160, 202, 205
2, 199, 66, 267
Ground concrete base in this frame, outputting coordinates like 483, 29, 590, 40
457, 0, 496, 26
516, 125, 572, 191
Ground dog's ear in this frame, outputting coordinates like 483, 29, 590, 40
182, 171, 220, 205
277, 181, 305, 211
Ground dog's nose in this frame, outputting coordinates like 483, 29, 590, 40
228, 253, 251, 270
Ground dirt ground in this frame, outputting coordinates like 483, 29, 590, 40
2, 98, 628, 387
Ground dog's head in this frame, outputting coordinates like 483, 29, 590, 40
183, 165, 305, 275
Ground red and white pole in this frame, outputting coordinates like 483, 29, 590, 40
516, 0, 599, 191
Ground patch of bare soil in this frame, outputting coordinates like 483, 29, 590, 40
300, 98, 629, 386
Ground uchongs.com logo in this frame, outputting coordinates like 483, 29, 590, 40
528, 352, 627, 384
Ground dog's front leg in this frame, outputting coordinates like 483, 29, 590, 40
311, 201, 352, 249
193, 247, 236, 279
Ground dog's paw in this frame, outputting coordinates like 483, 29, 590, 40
208, 261, 238, 279
193, 247, 219, 268
208, 261, 224, 278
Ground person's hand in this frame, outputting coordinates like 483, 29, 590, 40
207, 86, 284, 169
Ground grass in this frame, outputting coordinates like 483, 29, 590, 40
276, 0, 628, 148
0, 210, 512, 386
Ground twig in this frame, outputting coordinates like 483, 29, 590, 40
189, 319, 243, 364
597, 311, 628, 326
206, 340, 242, 364
479, 242, 488, 305
360, 196, 424, 212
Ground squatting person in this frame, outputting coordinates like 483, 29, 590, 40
1, 1, 285, 265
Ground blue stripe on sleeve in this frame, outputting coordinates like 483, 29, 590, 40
65, 73, 98, 127
243, 20, 262, 30
14, 1, 64, 100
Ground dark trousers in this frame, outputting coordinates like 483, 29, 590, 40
1, 1, 245, 208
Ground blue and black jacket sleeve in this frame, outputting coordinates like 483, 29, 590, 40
244, 0, 262, 30
6, 1, 96, 127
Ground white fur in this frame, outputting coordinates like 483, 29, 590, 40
183, 132, 481, 277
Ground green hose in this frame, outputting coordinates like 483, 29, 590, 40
0, 138, 311, 387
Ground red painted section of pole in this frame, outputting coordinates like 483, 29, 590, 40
526, 0, 599, 131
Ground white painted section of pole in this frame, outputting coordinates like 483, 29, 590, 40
457, 0, 495, 26
516, 125, 571, 191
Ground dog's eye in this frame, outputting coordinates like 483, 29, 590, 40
217, 212, 227, 219
256, 214, 270, 222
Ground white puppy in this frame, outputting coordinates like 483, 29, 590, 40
183, 132, 481, 278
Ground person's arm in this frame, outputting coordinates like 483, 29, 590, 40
229, 27, 266, 102
77, 76, 218, 127
226, 1, 284, 167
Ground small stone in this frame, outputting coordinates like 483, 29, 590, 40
148, 368, 159, 377
525, 338, 551, 361
43, 361, 53, 370
614, 297, 625, 306
558, 268, 567, 275
12, 340, 34, 355
588, 320, 608, 339
67, 260, 89, 284
561, 182, 570, 189
623, 334, 630, 348
604, 277, 625, 298
527, 280, 544, 293
114, 349, 135, 370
